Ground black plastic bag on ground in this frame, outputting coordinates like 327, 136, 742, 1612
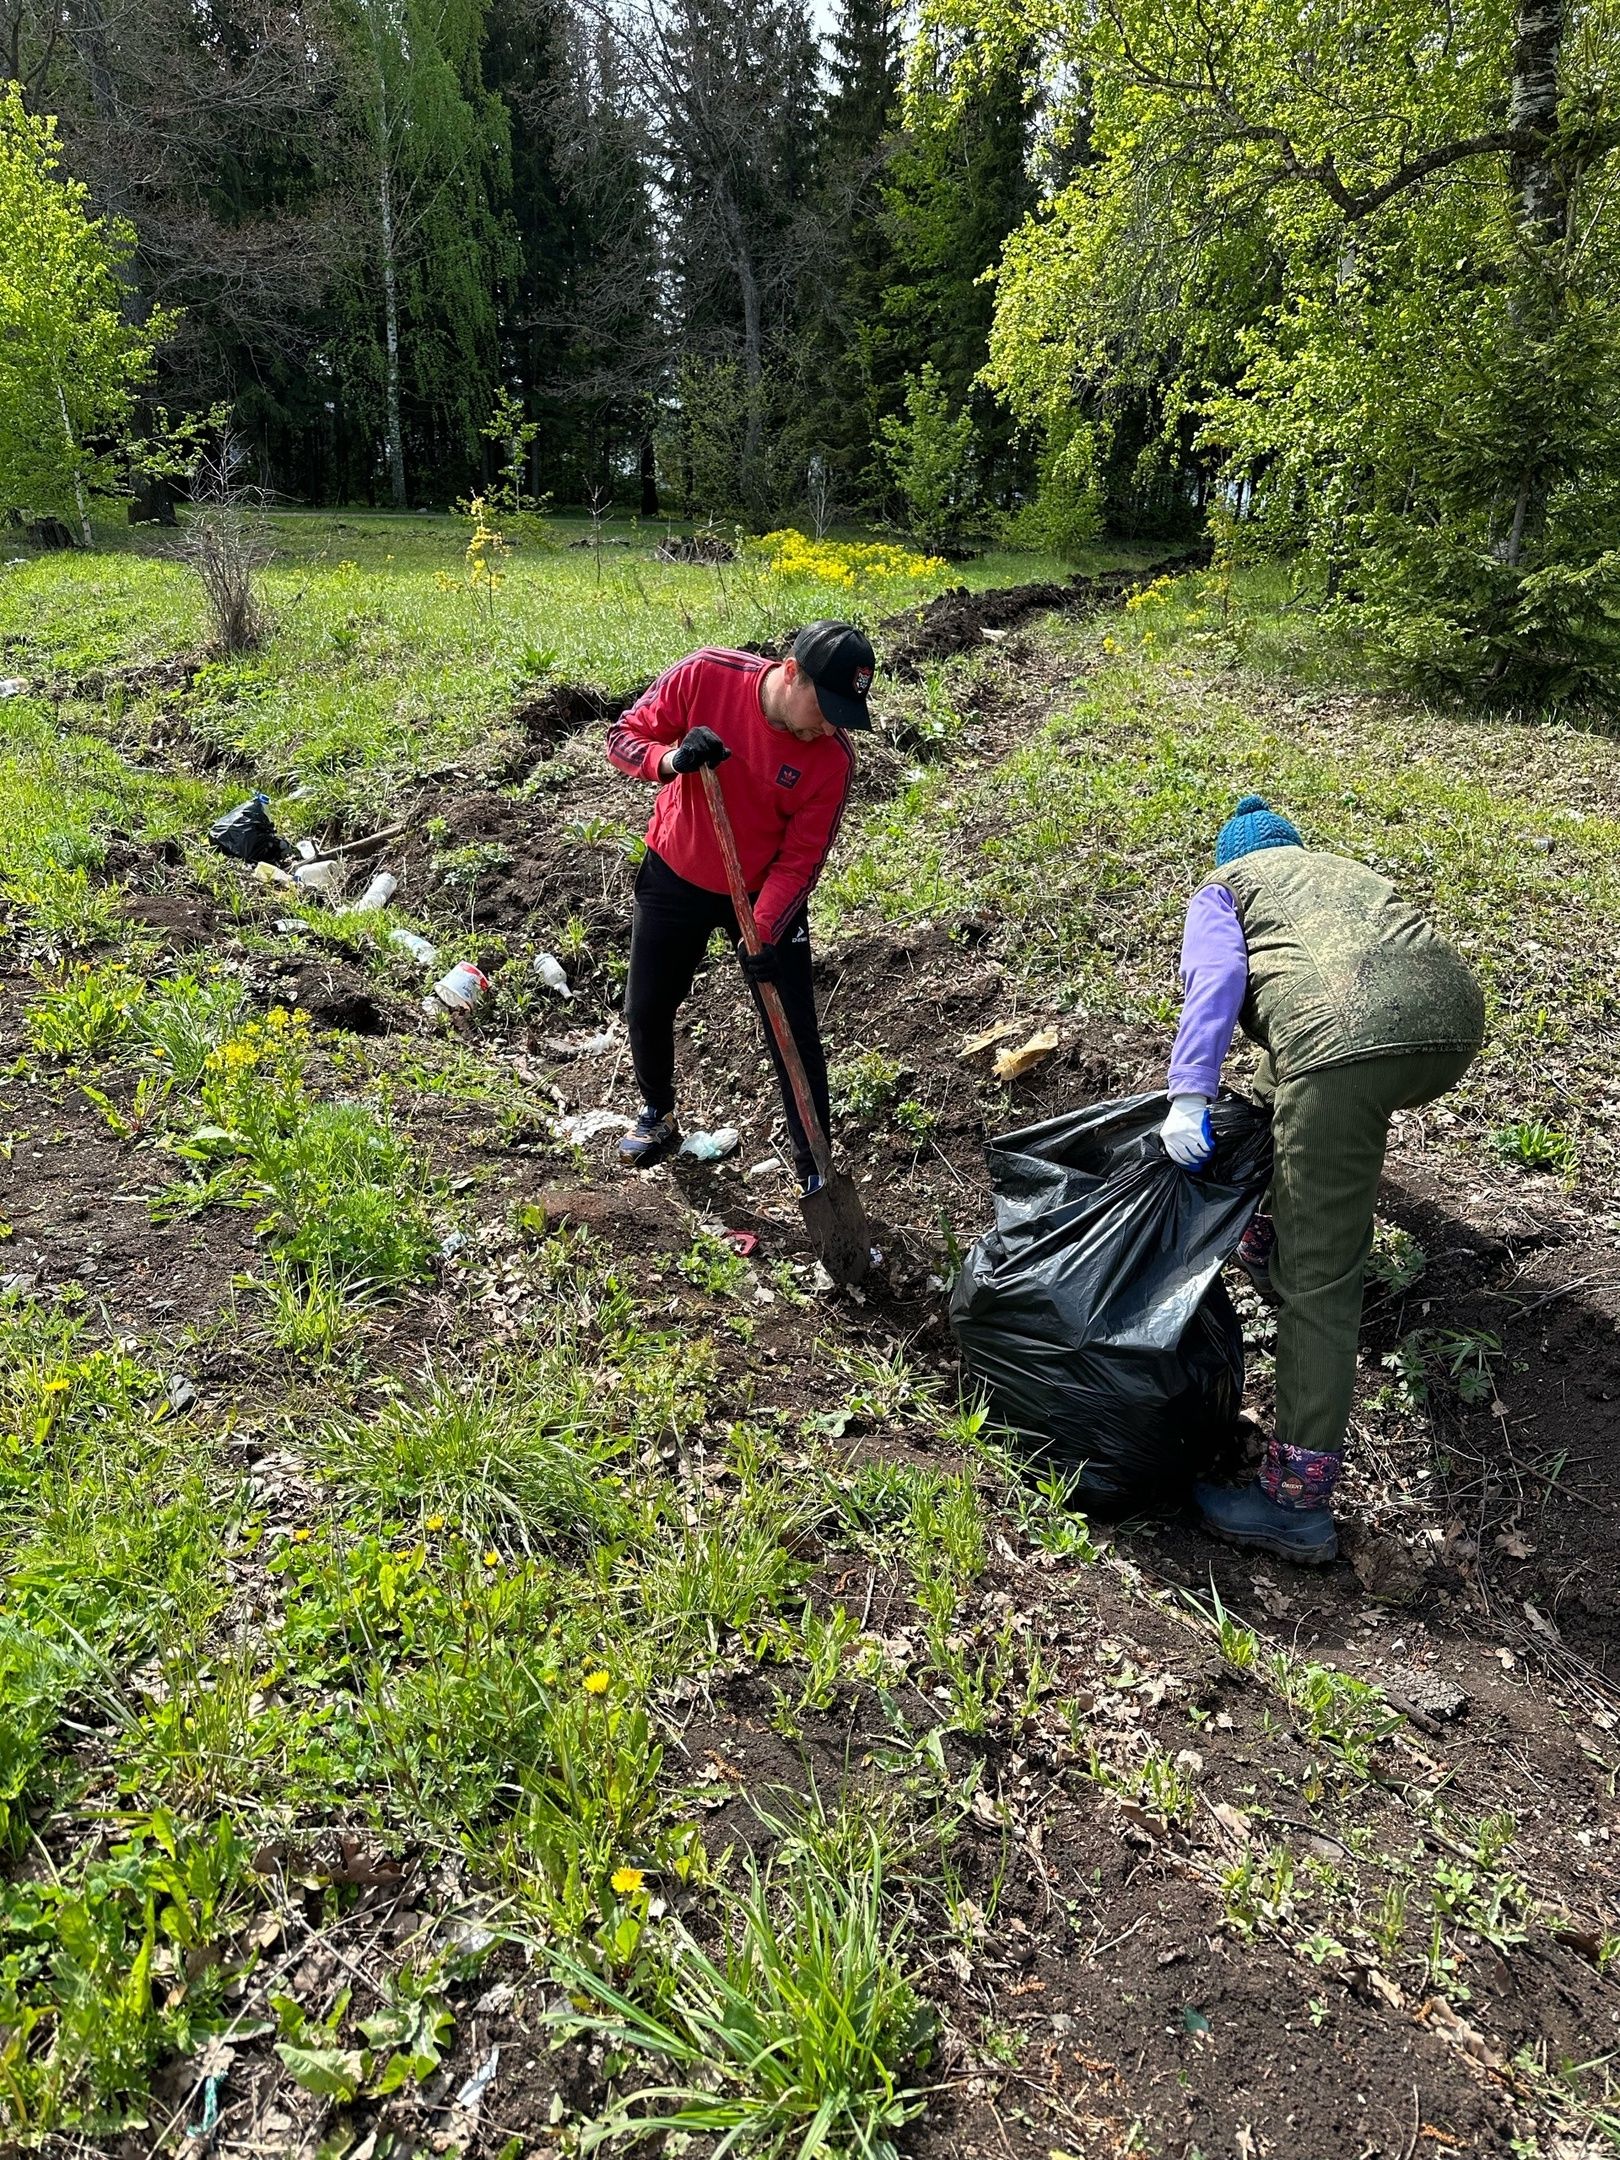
950, 1092, 1273, 1512
207, 793, 286, 866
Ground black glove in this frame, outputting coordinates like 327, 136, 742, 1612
669, 726, 730, 774
738, 942, 781, 985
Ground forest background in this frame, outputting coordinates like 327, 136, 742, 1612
3, 0, 1620, 702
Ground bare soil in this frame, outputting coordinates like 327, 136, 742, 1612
8, 621, 1620, 2158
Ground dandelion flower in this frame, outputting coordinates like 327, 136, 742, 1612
611, 1865, 644, 1895
482, 1549, 500, 1568
291, 1527, 312, 1544
583, 1669, 610, 1695
424, 1514, 446, 1533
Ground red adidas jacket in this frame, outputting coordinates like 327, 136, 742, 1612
606, 648, 856, 946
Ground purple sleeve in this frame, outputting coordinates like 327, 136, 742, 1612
1167, 884, 1249, 1099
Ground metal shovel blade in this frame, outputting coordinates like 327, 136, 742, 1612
801, 1169, 872, 1286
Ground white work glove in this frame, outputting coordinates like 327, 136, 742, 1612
1161, 1093, 1215, 1171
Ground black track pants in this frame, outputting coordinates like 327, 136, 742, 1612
624, 849, 832, 1174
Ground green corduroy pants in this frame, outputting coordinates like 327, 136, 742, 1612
1252, 1045, 1478, 1461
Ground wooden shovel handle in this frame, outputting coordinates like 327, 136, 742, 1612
698, 762, 833, 1181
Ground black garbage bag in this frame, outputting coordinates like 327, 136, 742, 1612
207, 793, 286, 866
950, 1091, 1273, 1512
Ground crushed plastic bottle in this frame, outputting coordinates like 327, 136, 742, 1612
677, 1126, 740, 1162
533, 953, 573, 999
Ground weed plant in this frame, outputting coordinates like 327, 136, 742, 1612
548, 1837, 935, 2159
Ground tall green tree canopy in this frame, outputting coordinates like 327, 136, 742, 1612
947, 0, 1620, 695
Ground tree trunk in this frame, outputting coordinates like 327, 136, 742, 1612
372, 22, 407, 513
380, 153, 407, 510
1500, 0, 1568, 565
55, 379, 92, 547
715, 183, 765, 510
1508, 0, 1567, 244
640, 433, 659, 516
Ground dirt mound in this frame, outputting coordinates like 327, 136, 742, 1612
880, 551, 1203, 677
511, 681, 637, 749
653, 534, 736, 564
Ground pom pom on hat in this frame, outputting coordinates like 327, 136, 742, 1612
1215, 793, 1303, 867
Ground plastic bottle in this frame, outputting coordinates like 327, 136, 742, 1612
388, 927, 438, 966
533, 953, 573, 998
354, 870, 397, 912
292, 857, 341, 896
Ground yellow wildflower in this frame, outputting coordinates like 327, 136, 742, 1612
611, 1865, 644, 1895
583, 1669, 611, 1695
291, 1527, 312, 1543
424, 1514, 446, 1532
482, 1549, 500, 1568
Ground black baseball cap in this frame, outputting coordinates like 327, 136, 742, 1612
793, 620, 875, 731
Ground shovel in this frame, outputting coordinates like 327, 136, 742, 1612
699, 763, 872, 1286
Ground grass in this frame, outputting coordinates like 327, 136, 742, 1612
0, 509, 1130, 824
0, 510, 1616, 2152
823, 560, 1620, 1171
547, 1832, 935, 2159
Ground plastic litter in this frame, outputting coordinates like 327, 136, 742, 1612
207, 794, 286, 866
546, 1025, 616, 1058
165, 1374, 197, 1416
723, 1229, 759, 1256
388, 927, 438, 966
0, 677, 27, 697
744, 1157, 781, 1181
678, 1126, 739, 1162
454, 2046, 501, 2112
424, 961, 490, 1021
950, 1091, 1273, 1512
556, 1107, 634, 1144
291, 857, 342, 896
252, 861, 295, 887
353, 870, 397, 912
533, 952, 574, 999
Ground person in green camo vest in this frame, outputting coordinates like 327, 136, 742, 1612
1159, 794, 1485, 1564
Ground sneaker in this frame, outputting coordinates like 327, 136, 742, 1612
799, 1167, 824, 1199
1193, 1477, 1338, 1566
618, 1106, 679, 1167
1234, 1212, 1277, 1301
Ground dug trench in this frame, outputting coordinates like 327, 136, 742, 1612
6, 599, 1620, 2156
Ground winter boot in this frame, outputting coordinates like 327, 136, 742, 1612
1194, 1439, 1341, 1566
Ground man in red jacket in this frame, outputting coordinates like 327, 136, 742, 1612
605, 621, 874, 1186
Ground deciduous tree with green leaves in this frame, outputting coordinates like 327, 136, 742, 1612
879, 360, 978, 552
948, 0, 1620, 698
0, 82, 174, 542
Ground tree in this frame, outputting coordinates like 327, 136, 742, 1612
960, 0, 1620, 695
0, 81, 173, 538
6, 0, 339, 462
626, 0, 825, 517
877, 31, 1036, 513
808, 0, 907, 508
879, 360, 978, 551
331, 0, 514, 507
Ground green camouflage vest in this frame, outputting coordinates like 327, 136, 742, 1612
1207, 849, 1484, 1081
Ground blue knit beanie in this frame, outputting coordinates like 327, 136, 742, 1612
1215, 793, 1303, 867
